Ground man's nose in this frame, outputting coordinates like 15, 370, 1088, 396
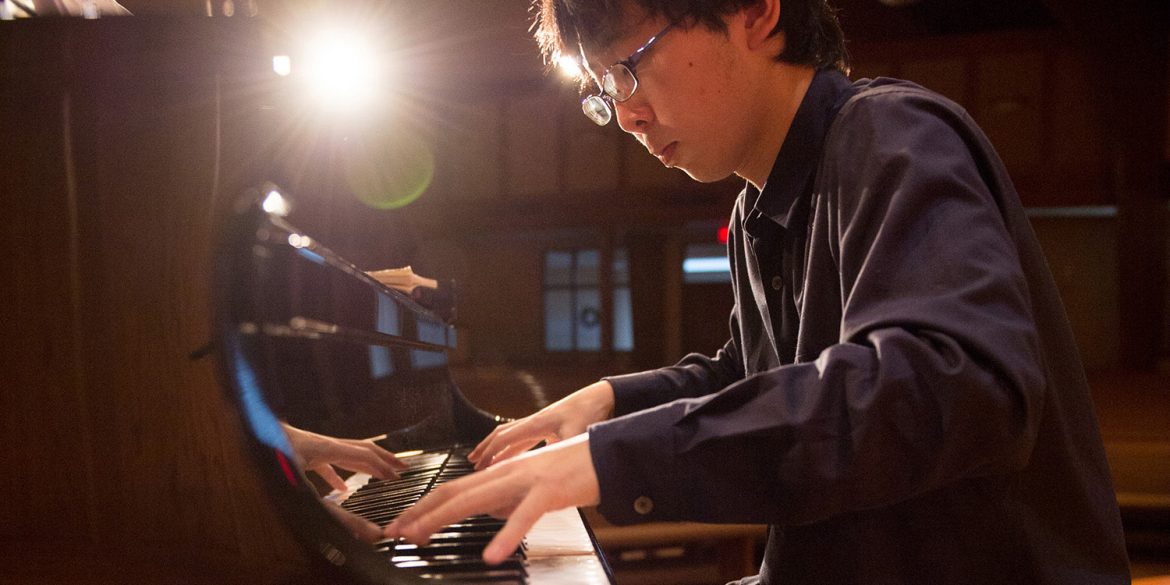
614, 93, 653, 133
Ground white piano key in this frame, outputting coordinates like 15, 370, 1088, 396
325, 471, 371, 505
525, 507, 598, 556
525, 507, 611, 585
526, 554, 612, 585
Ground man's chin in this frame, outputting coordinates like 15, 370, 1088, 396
679, 166, 735, 184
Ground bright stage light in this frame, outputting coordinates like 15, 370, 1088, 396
303, 30, 384, 112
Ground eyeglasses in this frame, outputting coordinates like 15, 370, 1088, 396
580, 23, 674, 126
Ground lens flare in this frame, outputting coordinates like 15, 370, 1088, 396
342, 130, 435, 209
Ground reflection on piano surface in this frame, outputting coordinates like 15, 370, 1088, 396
212, 188, 613, 584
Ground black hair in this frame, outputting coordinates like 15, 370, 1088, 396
532, 0, 849, 74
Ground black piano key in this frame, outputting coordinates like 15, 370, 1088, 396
393, 538, 521, 556
437, 522, 506, 533
345, 486, 432, 505
375, 531, 496, 550
361, 475, 440, 491
351, 483, 432, 498
393, 553, 484, 563
343, 489, 431, 511
417, 577, 524, 584
396, 468, 444, 478
392, 557, 526, 574
362, 475, 438, 489
414, 571, 526, 584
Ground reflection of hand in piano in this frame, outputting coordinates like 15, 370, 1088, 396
386, 433, 601, 565
281, 423, 408, 493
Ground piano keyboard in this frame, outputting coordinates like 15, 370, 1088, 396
329, 447, 611, 585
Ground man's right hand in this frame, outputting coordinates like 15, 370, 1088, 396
468, 380, 615, 470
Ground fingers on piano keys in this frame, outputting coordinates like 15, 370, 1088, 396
342, 447, 529, 584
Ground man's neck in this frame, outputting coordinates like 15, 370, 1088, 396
739, 65, 817, 191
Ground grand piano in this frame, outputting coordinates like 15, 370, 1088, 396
212, 187, 613, 584
0, 11, 612, 585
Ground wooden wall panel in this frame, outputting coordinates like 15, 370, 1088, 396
1, 19, 311, 581
1029, 216, 1120, 370
504, 90, 561, 199
1048, 48, 1108, 205
849, 57, 896, 81
0, 50, 93, 539
901, 57, 969, 108
461, 240, 545, 363
435, 99, 504, 202
563, 99, 622, 195
848, 31, 1119, 207
976, 51, 1046, 173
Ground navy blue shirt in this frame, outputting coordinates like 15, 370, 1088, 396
588, 69, 1130, 583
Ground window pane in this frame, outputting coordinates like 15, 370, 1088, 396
612, 248, 629, 286
545, 250, 573, 286
613, 286, 633, 352
576, 249, 600, 286
544, 289, 574, 351
683, 243, 731, 284
575, 287, 601, 350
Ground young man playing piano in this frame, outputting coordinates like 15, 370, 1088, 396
387, 0, 1132, 582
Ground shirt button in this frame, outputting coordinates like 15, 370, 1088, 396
633, 496, 654, 515
770, 276, 783, 291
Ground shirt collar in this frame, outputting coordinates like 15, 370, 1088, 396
744, 68, 857, 233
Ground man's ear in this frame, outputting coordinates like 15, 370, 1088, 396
742, 0, 782, 51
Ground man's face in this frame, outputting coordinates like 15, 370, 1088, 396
581, 13, 759, 184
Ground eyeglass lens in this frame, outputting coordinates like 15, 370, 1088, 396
603, 64, 637, 102
582, 95, 612, 126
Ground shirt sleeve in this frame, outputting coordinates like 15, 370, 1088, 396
603, 324, 745, 417
588, 87, 1047, 527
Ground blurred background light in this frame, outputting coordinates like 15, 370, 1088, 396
557, 55, 584, 81
262, 189, 290, 216
272, 55, 291, 76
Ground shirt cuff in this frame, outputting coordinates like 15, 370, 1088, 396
588, 401, 686, 525
603, 370, 676, 417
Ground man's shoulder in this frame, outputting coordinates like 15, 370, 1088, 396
824, 77, 977, 152
839, 77, 971, 124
